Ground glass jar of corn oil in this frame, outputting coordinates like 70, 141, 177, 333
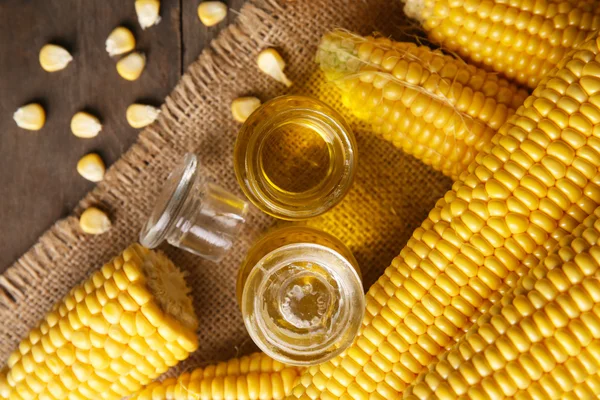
234, 96, 357, 220
237, 226, 364, 365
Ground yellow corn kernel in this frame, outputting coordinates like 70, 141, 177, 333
105, 27, 136, 57
13, 103, 46, 131
197, 1, 227, 27
70, 111, 102, 139
39, 44, 73, 72
0, 244, 198, 400
76, 153, 106, 183
79, 207, 111, 235
135, 0, 161, 30
257, 48, 293, 87
404, 0, 600, 88
126, 104, 160, 128
116, 52, 146, 81
231, 97, 261, 123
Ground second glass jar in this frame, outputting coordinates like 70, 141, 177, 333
237, 226, 364, 366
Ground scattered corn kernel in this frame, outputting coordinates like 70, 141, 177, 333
70, 112, 102, 139
197, 1, 227, 27
79, 207, 111, 235
76, 154, 106, 183
39, 44, 73, 72
135, 0, 161, 30
231, 97, 261, 123
116, 52, 146, 81
257, 48, 292, 87
105, 27, 136, 57
126, 104, 160, 128
13, 104, 45, 131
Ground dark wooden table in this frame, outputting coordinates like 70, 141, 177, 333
0, 0, 245, 272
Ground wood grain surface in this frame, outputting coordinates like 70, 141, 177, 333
0, 0, 245, 273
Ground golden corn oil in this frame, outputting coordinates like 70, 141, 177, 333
234, 96, 357, 220
238, 226, 364, 365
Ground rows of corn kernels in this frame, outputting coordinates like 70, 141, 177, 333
3, 1, 600, 399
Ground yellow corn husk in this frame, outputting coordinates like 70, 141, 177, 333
290, 30, 600, 400
0, 244, 198, 400
402, 0, 600, 89
404, 208, 600, 399
317, 30, 529, 179
130, 353, 303, 400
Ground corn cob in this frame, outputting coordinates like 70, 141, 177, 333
404, 207, 600, 399
317, 30, 529, 180
130, 353, 303, 400
290, 30, 600, 400
0, 244, 198, 400
402, 0, 600, 89
566, 374, 600, 400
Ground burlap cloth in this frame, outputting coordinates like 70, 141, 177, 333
0, 0, 452, 373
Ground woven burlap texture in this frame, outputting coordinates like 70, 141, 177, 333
0, 0, 452, 372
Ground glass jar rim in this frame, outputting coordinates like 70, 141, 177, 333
140, 153, 201, 249
234, 95, 357, 220
241, 241, 365, 365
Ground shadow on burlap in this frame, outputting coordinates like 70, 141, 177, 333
0, 0, 452, 373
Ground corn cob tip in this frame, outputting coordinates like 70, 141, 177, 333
140, 247, 198, 332
400, 0, 426, 22
315, 29, 364, 80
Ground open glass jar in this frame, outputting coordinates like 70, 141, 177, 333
237, 226, 364, 366
140, 153, 248, 262
234, 96, 357, 220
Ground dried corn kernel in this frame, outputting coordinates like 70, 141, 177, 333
0, 244, 198, 400
257, 48, 293, 87
70, 112, 102, 139
116, 52, 146, 81
79, 207, 111, 235
105, 27, 136, 57
126, 104, 160, 128
231, 97, 261, 123
13, 104, 45, 131
76, 154, 106, 183
135, 0, 161, 30
197, 1, 227, 27
39, 44, 73, 72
